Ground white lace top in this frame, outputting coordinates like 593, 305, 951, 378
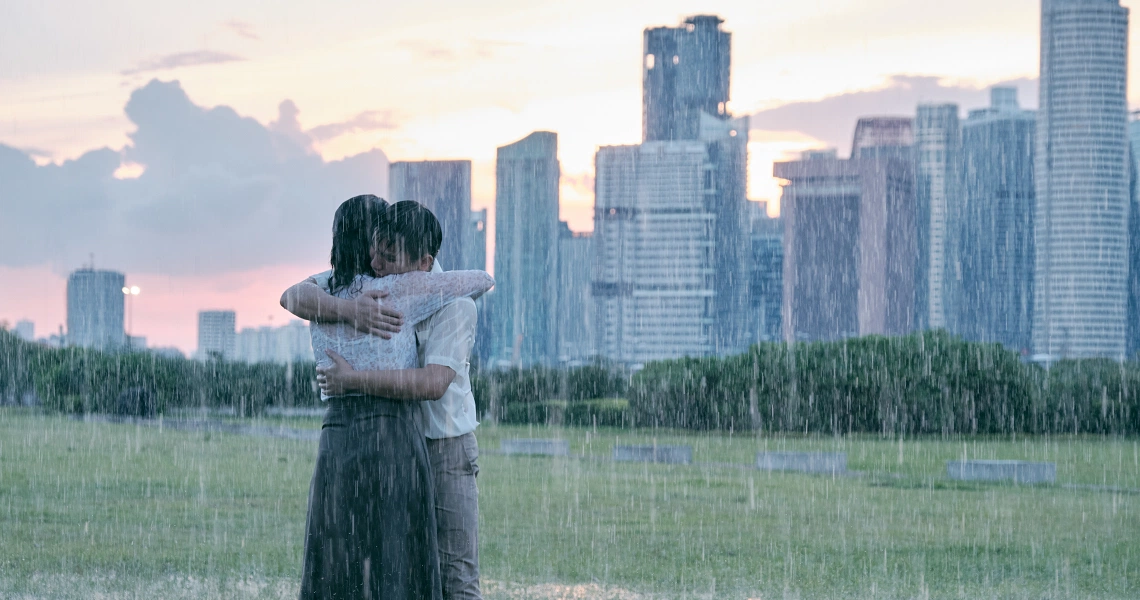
309, 269, 494, 400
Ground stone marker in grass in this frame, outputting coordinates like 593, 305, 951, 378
501, 438, 570, 456
613, 444, 692, 464
946, 460, 1056, 484
756, 451, 847, 475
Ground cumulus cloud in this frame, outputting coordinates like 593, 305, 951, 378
750, 75, 1038, 154
121, 51, 245, 76
0, 79, 389, 276
307, 110, 398, 142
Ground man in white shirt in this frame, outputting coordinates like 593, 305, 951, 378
282, 260, 484, 600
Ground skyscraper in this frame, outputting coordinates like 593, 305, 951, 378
776, 149, 917, 341
953, 88, 1036, 353
851, 117, 914, 159
14, 320, 34, 342
642, 15, 749, 354
197, 310, 236, 360
66, 268, 125, 350
594, 142, 717, 364
915, 104, 960, 330
1034, 0, 1130, 359
464, 209, 488, 271
643, 15, 731, 142
748, 202, 783, 343
492, 131, 560, 366
1127, 113, 1140, 358
557, 222, 595, 364
389, 160, 472, 270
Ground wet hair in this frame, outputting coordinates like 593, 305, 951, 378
329, 194, 388, 295
375, 201, 443, 262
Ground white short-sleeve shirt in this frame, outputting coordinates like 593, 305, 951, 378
416, 297, 479, 439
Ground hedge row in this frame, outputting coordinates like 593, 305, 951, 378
628, 331, 1140, 435
0, 330, 319, 416
6, 327, 1140, 436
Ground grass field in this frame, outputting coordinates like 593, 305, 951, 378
0, 407, 1137, 599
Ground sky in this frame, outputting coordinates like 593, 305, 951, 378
2, 0, 1139, 354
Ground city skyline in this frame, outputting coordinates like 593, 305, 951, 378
5, 1, 1140, 353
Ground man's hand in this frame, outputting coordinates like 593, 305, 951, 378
348, 291, 404, 338
317, 350, 357, 396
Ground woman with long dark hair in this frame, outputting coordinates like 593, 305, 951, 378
294, 198, 493, 600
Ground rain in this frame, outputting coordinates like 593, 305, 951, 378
1, 1, 1139, 599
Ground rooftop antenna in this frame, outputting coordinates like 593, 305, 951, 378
88, 252, 95, 269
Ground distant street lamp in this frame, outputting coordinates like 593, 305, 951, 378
122, 285, 140, 348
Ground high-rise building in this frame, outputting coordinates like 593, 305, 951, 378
642, 15, 750, 354
1127, 113, 1140, 358
197, 310, 236, 360
748, 202, 783, 343
594, 142, 717, 365
14, 320, 34, 342
235, 321, 312, 364
643, 15, 731, 142
66, 268, 125, 350
953, 88, 1036, 353
277, 320, 313, 363
557, 222, 595, 364
852, 117, 914, 159
492, 131, 560, 366
389, 161, 472, 271
1034, 0, 1130, 359
775, 149, 917, 341
465, 209, 488, 271
915, 104, 960, 331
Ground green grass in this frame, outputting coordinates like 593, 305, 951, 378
1, 407, 1137, 599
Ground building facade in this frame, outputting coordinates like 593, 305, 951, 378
1034, 0, 1131, 359
66, 268, 125, 350
1128, 113, 1140, 358
642, 15, 750, 354
594, 142, 717, 365
235, 320, 311, 364
953, 88, 1036, 353
197, 310, 236, 360
748, 202, 783, 343
643, 15, 731, 143
465, 209, 488, 271
915, 104, 960, 330
491, 131, 560, 366
776, 150, 917, 341
14, 320, 34, 342
557, 222, 595, 364
389, 160, 472, 271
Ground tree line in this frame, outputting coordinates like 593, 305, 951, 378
3, 328, 1138, 435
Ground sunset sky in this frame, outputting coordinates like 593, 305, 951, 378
2, 0, 1137, 353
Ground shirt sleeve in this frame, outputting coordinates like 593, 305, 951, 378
310, 270, 333, 292
421, 298, 477, 374
379, 270, 494, 327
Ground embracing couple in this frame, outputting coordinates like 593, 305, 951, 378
280, 195, 493, 600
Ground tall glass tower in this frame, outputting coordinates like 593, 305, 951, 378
1034, 0, 1130, 359
640, 15, 749, 354
954, 88, 1036, 353
492, 131, 560, 366
389, 160, 472, 271
643, 15, 730, 143
915, 104, 960, 331
66, 268, 125, 350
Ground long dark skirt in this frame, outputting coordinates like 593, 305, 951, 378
299, 397, 441, 600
